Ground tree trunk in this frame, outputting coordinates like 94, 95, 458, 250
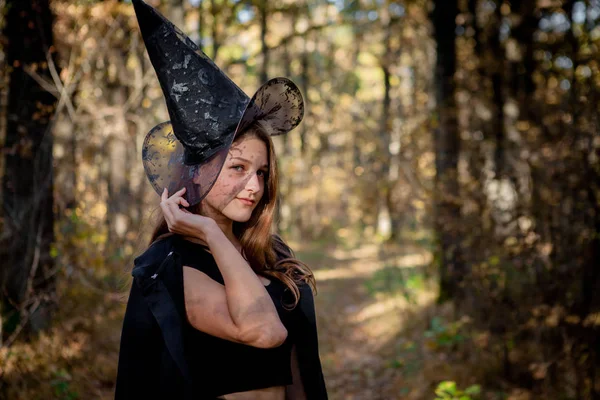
300, 31, 309, 155
489, 7, 506, 177
510, 0, 537, 114
210, 0, 221, 61
259, 0, 269, 83
1, 0, 58, 339
163, 0, 185, 29
377, 16, 393, 239
431, 0, 463, 302
197, 0, 204, 52
105, 87, 130, 247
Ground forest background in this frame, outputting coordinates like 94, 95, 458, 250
0, 0, 599, 399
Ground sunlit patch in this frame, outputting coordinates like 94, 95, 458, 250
313, 252, 432, 281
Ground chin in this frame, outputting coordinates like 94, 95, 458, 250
231, 214, 252, 223
224, 209, 254, 223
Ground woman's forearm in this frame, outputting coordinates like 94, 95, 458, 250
204, 226, 286, 342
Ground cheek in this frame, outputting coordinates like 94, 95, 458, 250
204, 179, 232, 206
207, 173, 256, 206
212, 174, 237, 195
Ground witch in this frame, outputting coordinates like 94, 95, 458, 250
114, 1, 328, 399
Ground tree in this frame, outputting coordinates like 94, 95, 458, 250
1, 0, 59, 341
258, 0, 269, 83
431, 0, 463, 302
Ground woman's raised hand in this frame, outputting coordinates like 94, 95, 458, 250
160, 187, 217, 243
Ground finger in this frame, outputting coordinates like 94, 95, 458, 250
161, 201, 173, 225
171, 187, 186, 198
161, 187, 168, 202
166, 199, 183, 221
160, 191, 174, 223
167, 187, 187, 204
168, 196, 189, 207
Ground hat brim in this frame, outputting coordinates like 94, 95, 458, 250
236, 77, 304, 136
142, 78, 304, 206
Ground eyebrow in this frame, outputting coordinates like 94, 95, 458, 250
231, 156, 268, 169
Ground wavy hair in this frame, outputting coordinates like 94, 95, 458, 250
149, 122, 315, 308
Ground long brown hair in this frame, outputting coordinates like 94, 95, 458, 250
149, 122, 315, 308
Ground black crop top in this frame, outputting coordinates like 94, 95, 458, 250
170, 235, 297, 397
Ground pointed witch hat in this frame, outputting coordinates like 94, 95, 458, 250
132, 0, 304, 206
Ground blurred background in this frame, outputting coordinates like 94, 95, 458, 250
0, 0, 599, 399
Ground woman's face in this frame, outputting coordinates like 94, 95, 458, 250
201, 136, 268, 223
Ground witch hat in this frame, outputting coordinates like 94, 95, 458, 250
133, 0, 304, 206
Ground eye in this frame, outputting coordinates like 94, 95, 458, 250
231, 165, 244, 172
257, 170, 268, 178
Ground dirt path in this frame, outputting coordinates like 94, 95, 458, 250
298, 242, 460, 400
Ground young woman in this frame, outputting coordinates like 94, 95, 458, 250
115, 1, 327, 399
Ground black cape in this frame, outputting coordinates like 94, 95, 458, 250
115, 236, 328, 399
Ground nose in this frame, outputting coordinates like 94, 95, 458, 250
245, 172, 261, 193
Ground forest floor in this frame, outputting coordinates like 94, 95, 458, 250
298, 241, 489, 400
0, 239, 526, 400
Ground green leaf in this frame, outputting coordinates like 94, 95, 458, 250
489, 255, 500, 266
465, 385, 481, 395
50, 244, 59, 258
435, 381, 457, 395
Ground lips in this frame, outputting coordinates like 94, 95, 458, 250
237, 198, 255, 206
